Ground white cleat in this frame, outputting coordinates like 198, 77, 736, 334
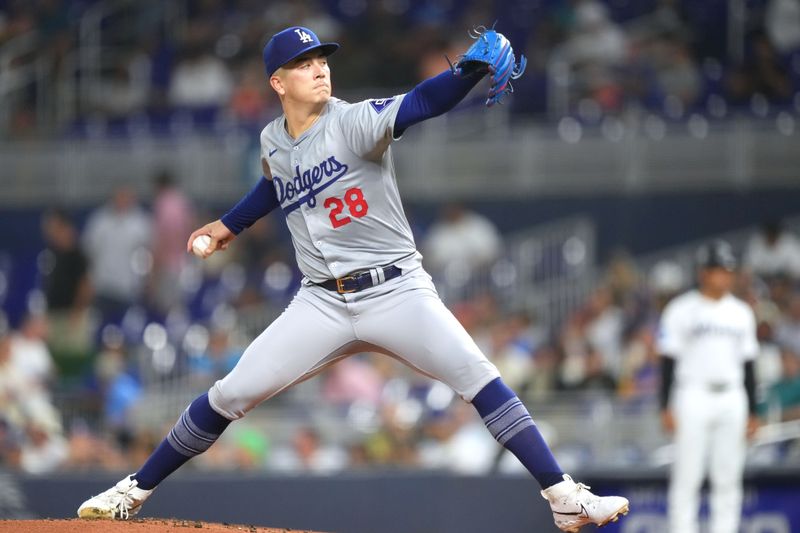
541, 474, 629, 533
77, 474, 154, 520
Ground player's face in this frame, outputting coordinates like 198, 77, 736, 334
273, 52, 331, 106
699, 267, 735, 296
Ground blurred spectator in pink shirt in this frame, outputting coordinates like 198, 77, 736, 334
150, 171, 194, 312
322, 354, 385, 407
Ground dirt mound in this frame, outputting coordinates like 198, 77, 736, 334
0, 519, 323, 533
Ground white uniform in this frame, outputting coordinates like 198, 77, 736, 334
657, 290, 759, 533
208, 95, 500, 419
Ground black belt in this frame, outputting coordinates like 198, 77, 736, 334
318, 265, 402, 294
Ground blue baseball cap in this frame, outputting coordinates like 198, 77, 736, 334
263, 26, 339, 76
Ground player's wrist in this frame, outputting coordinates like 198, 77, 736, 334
218, 215, 238, 236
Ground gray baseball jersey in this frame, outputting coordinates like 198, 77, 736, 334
260, 95, 422, 283
208, 96, 502, 416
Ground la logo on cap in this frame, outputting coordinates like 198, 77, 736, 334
294, 29, 313, 43
262, 26, 339, 76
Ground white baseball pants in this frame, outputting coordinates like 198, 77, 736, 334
208, 267, 500, 419
668, 385, 748, 533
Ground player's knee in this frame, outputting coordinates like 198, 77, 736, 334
208, 381, 265, 420
460, 360, 502, 402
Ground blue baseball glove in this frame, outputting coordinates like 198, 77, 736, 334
451, 27, 527, 107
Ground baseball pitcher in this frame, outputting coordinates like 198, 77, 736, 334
78, 26, 628, 532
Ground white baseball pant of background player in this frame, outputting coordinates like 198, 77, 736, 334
671, 385, 748, 533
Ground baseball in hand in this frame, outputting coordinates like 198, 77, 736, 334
192, 235, 212, 257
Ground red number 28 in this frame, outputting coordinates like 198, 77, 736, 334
324, 187, 369, 229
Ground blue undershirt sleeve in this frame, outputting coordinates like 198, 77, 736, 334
220, 177, 279, 235
394, 69, 486, 137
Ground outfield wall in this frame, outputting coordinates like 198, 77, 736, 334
2, 469, 799, 533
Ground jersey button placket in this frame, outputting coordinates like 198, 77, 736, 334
293, 140, 338, 279
297, 146, 333, 276
296, 147, 303, 211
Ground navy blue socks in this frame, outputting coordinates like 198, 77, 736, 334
472, 377, 564, 489
133, 382, 562, 491
133, 393, 231, 490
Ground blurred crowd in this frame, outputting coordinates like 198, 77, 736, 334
2, 0, 800, 137
1, 170, 800, 475
1, 0, 800, 477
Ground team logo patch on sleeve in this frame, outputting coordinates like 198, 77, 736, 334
369, 98, 395, 114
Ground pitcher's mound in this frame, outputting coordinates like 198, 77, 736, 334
0, 519, 323, 533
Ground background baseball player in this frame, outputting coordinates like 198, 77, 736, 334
77, 25, 628, 532
658, 240, 760, 533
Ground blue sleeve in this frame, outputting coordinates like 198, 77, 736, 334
220, 177, 279, 235
394, 69, 485, 136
